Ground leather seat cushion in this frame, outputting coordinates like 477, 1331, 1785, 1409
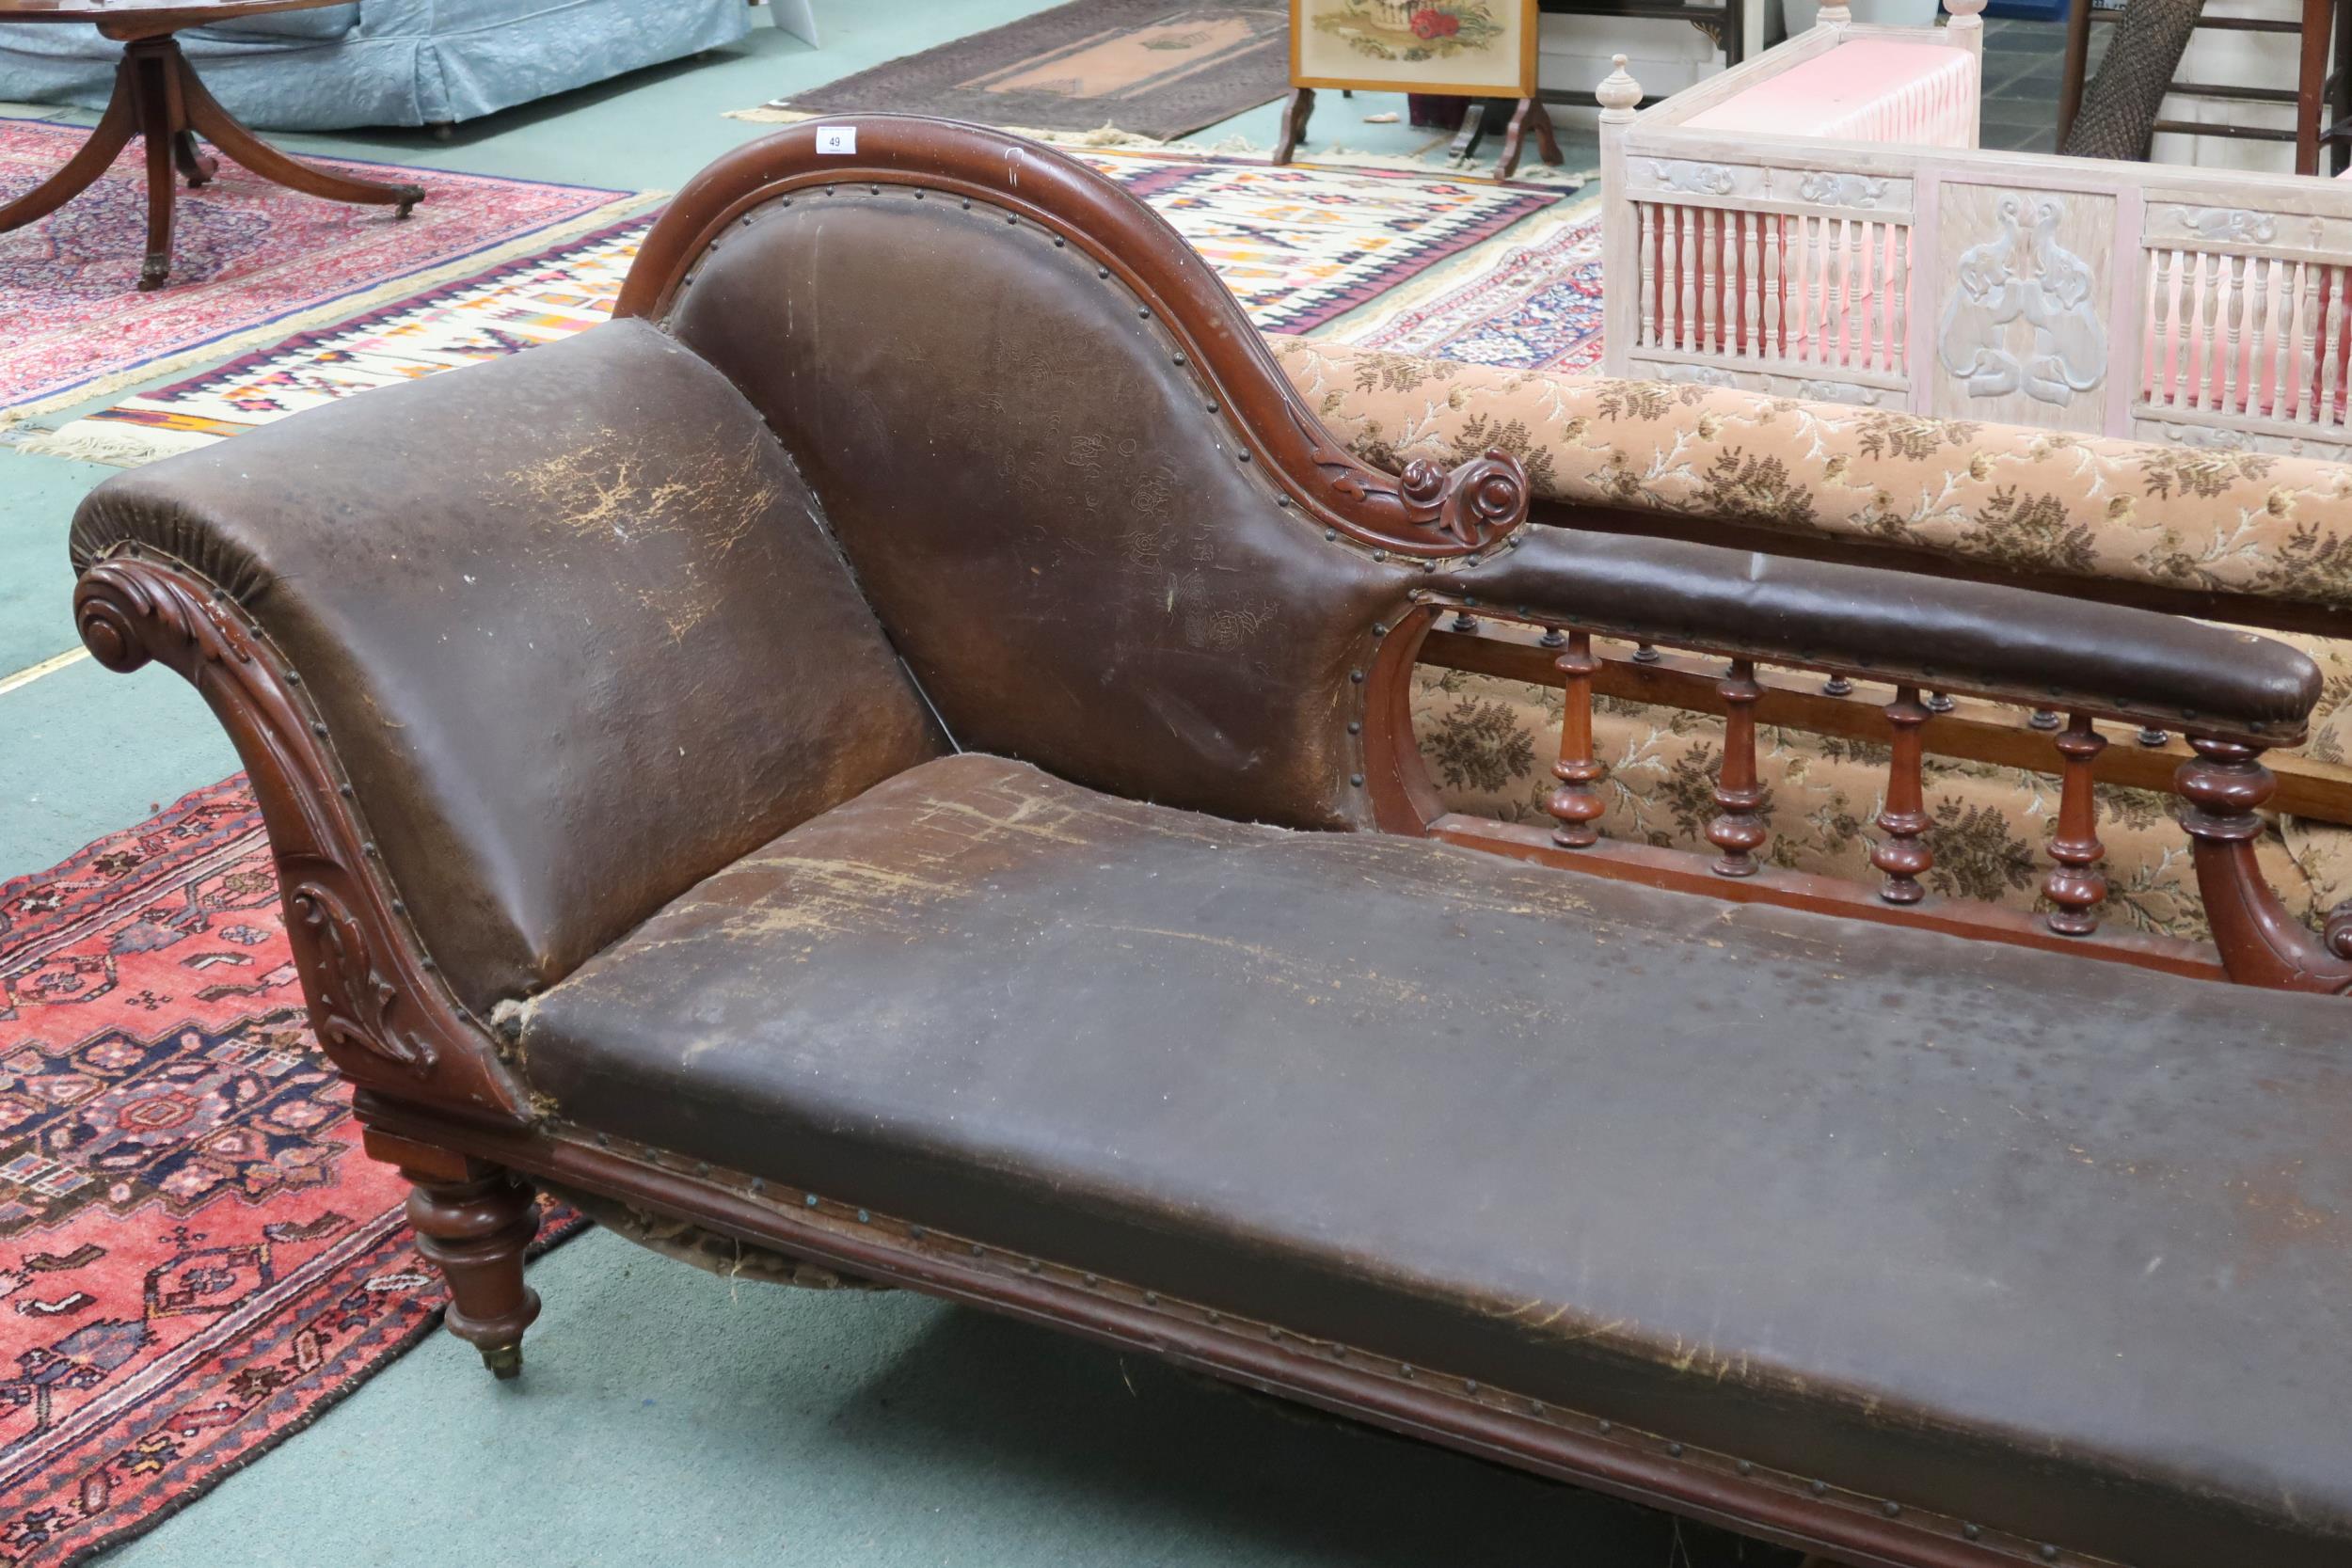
520, 753, 2352, 1568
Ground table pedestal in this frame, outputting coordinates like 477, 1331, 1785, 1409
0, 31, 423, 289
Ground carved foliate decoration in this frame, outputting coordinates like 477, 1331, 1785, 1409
290, 880, 439, 1077
1937, 195, 2106, 409
1796, 379, 1883, 406
2169, 207, 2277, 245
2159, 422, 2251, 452
1797, 172, 1888, 209
72, 553, 531, 1119
1647, 160, 1735, 197
1283, 404, 1528, 556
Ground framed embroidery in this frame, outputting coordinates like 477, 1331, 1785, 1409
1290, 0, 1539, 98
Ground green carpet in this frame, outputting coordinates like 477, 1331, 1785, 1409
0, 5, 1678, 1563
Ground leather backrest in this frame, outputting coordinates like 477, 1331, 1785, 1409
72, 321, 947, 1012
660, 184, 1409, 831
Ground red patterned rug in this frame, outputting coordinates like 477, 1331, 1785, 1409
0, 779, 582, 1567
0, 115, 643, 420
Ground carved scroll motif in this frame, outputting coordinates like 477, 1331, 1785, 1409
1282, 404, 1528, 556
73, 553, 531, 1118
2169, 207, 2278, 245
1797, 172, 1888, 210
1647, 160, 1736, 196
1936, 195, 2107, 409
1657, 363, 1738, 388
289, 879, 440, 1077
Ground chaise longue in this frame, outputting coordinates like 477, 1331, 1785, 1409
68, 117, 2352, 1568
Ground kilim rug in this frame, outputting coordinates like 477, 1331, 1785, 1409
0, 116, 643, 423
0, 779, 584, 1568
35, 150, 1561, 466
758, 0, 1287, 140
1341, 200, 1606, 372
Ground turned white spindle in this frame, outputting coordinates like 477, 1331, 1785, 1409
1679, 208, 1698, 352
2223, 252, 2245, 415
2323, 266, 2346, 427
2249, 256, 2273, 417
1882, 223, 1900, 373
1765, 214, 1784, 357
1843, 216, 1863, 367
1639, 203, 1659, 349
2195, 251, 2221, 410
2150, 249, 2173, 405
1742, 211, 1761, 356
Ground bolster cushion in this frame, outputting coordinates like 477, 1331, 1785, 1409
70, 319, 946, 1013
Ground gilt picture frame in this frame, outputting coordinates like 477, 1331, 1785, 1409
1290, 0, 1539, 99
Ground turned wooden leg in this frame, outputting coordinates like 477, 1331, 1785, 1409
1272, 87, 1314, 166
178, 51, 422, 215
367, 1129, 543, 1379
134, 41, 181, 291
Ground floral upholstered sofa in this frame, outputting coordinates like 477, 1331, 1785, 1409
1272, 338, 2352, 942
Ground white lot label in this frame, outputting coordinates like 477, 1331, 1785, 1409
816, 125, 857, 154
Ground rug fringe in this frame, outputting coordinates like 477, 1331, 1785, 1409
10, 421, 206, 468
1, 190, 666, 430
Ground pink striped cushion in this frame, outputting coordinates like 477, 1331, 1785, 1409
1684, 39, 1979, 148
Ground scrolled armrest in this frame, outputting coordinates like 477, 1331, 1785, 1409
1460, 526, 2319, 744
71, 319, 944, 1062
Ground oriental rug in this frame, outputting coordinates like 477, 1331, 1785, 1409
1341, 200, 1606, 372
0, 116, 642, 423
0, 779, 584, 1568
756, 0, 1288, 140
38, 150, 1562, 466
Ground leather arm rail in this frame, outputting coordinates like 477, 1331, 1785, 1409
68, 319, 946, 1107
1459, 525, 2320, 745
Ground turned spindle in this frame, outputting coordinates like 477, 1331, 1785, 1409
2043, 713, 2108, 936
1547, 630, 1606, 847
1871, 685, 1932, 904
1708, 658, 1768, 877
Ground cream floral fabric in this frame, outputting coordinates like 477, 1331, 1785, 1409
1270, 337, 2352, 611
1262, 338, 2352, 939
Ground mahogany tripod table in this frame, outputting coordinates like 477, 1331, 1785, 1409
0, 0, 423, 289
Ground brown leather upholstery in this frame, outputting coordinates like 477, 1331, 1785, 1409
522, 752, 2352, 1568
1480, 526, 2319, 741
660, 186, 1415, 832
69, 321, 946, 1011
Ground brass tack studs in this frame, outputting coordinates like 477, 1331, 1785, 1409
1736, 1460, 1753, 1476
1809, 1480, 1826, 1497
1399, 1364, 1415, 1379
2039, 1549, 2057, 1562
1349, 669, 1365, 683
1143, 1291, 1158, 1305
284, 670, 301, 684
694, 1162, 710, 1175
360, 842, 376, 857
1349, 774, 1365, 787
856, 1209, 871, 1224
1463, 1379, 1478, 1393
390, 900, 405, 915
310, 721, 327, 736
750, 1177, 766, 1194
1882, 1500, 1901, 1518
803, 1194, 819, 1209
1961, 1524, 1980, 1542
1347, 721, 1362, 735
1667, 1442, 1684, 1458
338, 784, 354, 799
1597, 1419, 1612, 1433
971, 1243, 984, 1257
907, 1224, 924, 1238
1083, 1273, 1098, 1286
